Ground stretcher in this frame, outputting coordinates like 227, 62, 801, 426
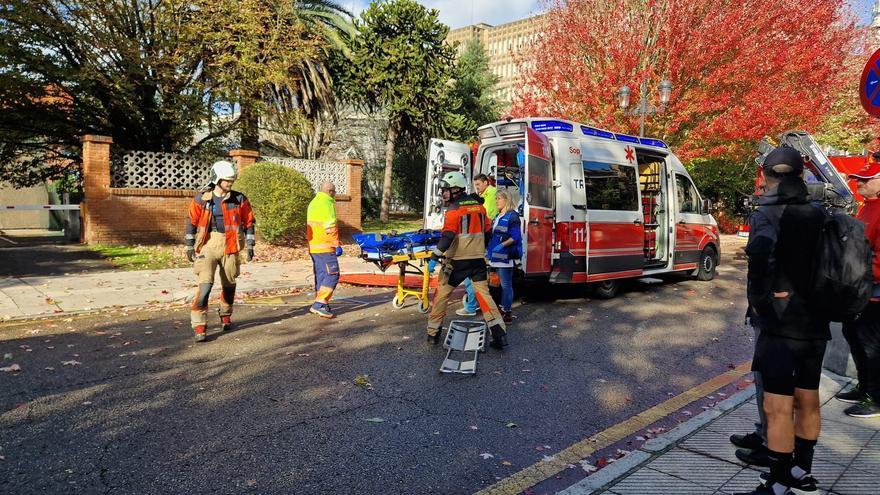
353, 230, 442, 314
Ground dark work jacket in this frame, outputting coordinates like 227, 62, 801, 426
746, 177, 830, 340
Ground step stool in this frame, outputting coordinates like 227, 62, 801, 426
440, 320, 487, 375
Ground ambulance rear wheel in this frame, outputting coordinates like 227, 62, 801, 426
695, 246, 718, 281
591, 280, 619, 299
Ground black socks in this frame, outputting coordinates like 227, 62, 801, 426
793, 436, 817, 478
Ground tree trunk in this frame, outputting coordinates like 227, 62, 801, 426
240, 100, 260, 151
380, 120, 399, 222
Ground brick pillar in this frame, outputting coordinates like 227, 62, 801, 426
342, 159, 363, 231
229, 149, 260, 171
80, 135, 113, 243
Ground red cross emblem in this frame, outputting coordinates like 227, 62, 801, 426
625, 146, 635, 163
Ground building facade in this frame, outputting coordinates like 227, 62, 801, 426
447, 15, 546, 104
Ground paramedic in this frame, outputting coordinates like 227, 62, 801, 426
307, 181, 344, 319
427, 171, 508, 349
485, 190, 522, 324
185, 161, 256, 342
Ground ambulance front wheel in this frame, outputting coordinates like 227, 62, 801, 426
695, 246, 718, 281
591, 280, 619, 299
392, 295, 406, 309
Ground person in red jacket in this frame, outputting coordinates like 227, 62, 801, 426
838, 156, 880, 418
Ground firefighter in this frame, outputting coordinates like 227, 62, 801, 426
185, 161, 256, 342
458, 174, 500, 317
427, 171, 508, 349
307, 181, 343, 318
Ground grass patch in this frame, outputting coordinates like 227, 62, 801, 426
361, 214, 424, 233
90, 244, 189, 271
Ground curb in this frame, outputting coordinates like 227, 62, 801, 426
557, 386, 757, 495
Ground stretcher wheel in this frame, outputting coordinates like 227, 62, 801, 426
392, 295, 406, 309
417, 300, 430, 314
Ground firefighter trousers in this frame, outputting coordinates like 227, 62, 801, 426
191, 232, 240, 329
427, 261, 506, 337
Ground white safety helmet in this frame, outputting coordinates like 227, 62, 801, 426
439, 171, 467, 190
211, 160, 237, 183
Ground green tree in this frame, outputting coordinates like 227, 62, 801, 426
0, 0, 210, 186
449, 38, 502, 135
342, 0, 467, 221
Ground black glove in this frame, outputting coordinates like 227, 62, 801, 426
246, 248, 254, 262
186, 247, 195, 263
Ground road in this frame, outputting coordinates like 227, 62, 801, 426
1, 245, 754, 494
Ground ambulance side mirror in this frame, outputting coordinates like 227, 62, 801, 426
701, 198, 714, 214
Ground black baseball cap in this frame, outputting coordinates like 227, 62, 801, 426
762, 146, 804, 175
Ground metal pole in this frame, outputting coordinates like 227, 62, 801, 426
639, 79, 647, 138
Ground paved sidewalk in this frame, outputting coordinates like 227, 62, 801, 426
562, 372, 880, 495
0, 256, 381, 320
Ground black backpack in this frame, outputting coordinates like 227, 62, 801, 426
811, 209, 873, 322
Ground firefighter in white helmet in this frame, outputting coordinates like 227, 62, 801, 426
427, 171, 508, 349
184, 160, 256, 342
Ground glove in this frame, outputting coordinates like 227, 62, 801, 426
186, 247, 195, 263
427, 258, 437, 273
246, 248, 254, 262
335, 246, 343, 257
492, 243, 505, 253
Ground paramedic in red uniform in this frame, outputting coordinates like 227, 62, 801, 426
838, 156, 880, 418
185, 161, 256, 342
427, 171, 508, 349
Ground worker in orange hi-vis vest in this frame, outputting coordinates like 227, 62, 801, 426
427, 171, 508, 349
185, 161, 256, 342
307, 181, 343, 319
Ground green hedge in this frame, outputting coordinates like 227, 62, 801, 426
236, 162, 314, 244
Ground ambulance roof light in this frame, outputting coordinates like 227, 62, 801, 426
581, 126, 614, 139
497, 122, 527, 135
531, 120, 573, 132
615, 133, 640, 144
477, 127, 497, 140
638, 137, 668, 148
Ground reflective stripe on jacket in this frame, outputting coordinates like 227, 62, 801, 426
186, 190, 256, 255
487, 210, 522, 263
433, 193, 490, 260
307, 192, 339, 254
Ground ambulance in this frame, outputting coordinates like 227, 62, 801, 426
423, 117, 720, 298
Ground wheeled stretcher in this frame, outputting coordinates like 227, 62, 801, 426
353, 230, 442, 314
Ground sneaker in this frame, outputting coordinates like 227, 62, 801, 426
759, 472, 818, 492
220, 315, 232, 332
455, 308, 477, 317
835, 385, 866, 404
735, 446, 772, 467
309, 305, 334, 319
730, 432, 764, 450
844, 399, 880, 418
193, 325, 207, 342
734, 483, 792, 495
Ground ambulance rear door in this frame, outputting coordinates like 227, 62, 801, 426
423, 139, 472, 230
523, 128, 554, 276
549, 136, 587, 283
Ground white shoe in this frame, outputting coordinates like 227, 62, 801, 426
455, 308, 477, 317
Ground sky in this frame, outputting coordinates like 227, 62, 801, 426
347, 0, 876, 30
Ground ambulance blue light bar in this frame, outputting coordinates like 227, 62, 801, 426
581, 126, 614, 139
638, 138, 668, 148
531, 120, 573, 132
615, 133, 640, 144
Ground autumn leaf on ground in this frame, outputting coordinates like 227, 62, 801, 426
353, 374, 372, 389
500, 460, 512, 466
479, 453, 494, 459
2, 353, 11, 360
1, 364, 21, 372
61, 360, 82, 366
363, 417, 385, 423
596, 457, 607, 468
579, 460, 597, 472
505, 422, 517, 428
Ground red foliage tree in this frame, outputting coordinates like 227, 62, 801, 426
512, 0, 865, 159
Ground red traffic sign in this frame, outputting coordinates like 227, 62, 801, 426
860, 48, 880, 117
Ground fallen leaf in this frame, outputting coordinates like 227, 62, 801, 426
61, 360, 82, 366
542, 455, 556, 462
500, 460, 512, 466
363, 417, 385, 423
2, 353, 11, 360
469, 425, 479, 430
0, 364, 21, 372
579, 460, 597, 472
596, 457, 607, 468
505, 422, 517, 428
353, 374, 372, 388
246, 479, 257, 487
479, 453, 494, 459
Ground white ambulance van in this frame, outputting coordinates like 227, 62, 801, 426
423, 117, 720, 298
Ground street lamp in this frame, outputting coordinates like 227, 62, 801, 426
617, 79, 673, 137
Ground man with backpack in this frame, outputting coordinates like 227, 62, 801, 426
837, 158, 880, 418
736, 146, 829, 495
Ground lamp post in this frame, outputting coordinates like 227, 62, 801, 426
618, 79, 672, 137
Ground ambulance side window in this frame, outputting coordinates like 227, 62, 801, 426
675, 174, 700, 214
582, 161, 638, 211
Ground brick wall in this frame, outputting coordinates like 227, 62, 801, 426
81, 135, 363, 245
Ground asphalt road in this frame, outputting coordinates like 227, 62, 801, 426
0, 246, 754, 494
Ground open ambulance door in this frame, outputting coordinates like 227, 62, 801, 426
523, 129, 554, 276
549, 136, 588, 283
423, 139, 472, 230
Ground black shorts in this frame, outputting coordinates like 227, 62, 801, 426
752, 333, 827, 396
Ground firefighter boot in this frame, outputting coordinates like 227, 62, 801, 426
193, 325, 207, 342
489, 324, 508, 349
220, 315, 232, 332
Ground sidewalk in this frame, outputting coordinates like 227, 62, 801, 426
562, 371, 880, 495
0, 256, 382, 320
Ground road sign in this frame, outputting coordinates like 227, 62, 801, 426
860, 48, 880, 117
